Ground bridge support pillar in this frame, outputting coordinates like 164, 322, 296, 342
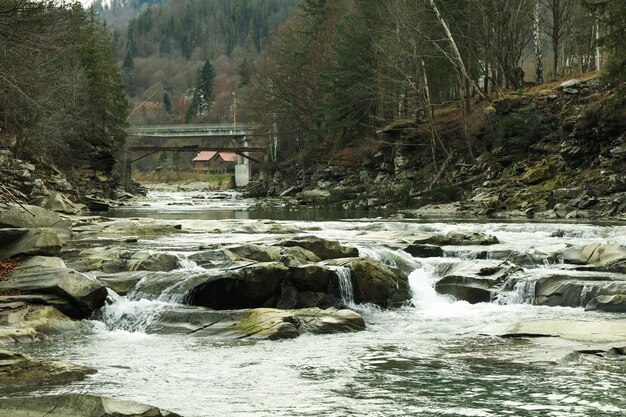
235, 163, 251, 187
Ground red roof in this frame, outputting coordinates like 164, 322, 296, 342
217, 152, 237, 162
192, 151, 217, 162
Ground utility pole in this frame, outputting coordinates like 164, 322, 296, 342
232, 92, 237, 126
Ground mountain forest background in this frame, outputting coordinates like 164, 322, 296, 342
1, 0, 625, 176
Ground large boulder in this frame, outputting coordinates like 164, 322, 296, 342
561, 243, 626, 272
279, 236, 359, 260
0, 351, 95, 388
187, 262, 289, 309
78, 248, 180, 273
412, 231, 499, 246
434, 261, 522, 303
585, 294, 626, 313
535, 274, 626, 308
0, 394, 181, 417
227, 243, 320, 263
1, 263, 108, 319
404, 244, 444, 258
30, 192, 84, 215
326, 258, 411, 307
96, 272, 149, 296
0, 303, 89, 343
288, 264, 336, 293
145, 306, 365, 340
0, 203, 71, 229
0, 228, 62, 259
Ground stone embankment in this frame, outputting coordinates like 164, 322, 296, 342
246, 79, 626, 220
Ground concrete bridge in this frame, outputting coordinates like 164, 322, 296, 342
127, 124, 252, 139
124, 124, 263, 190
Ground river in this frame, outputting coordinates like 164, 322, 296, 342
8, 191, 626, 416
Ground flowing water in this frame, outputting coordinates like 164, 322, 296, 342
5, 191, 626, 416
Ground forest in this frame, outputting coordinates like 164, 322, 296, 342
0, 0, 127, 174
107, 0, 299, 124
243, 0, 626, 167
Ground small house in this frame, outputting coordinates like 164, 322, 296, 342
192, 151, 238, 173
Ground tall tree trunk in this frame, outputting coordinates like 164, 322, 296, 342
427, 0, 487, 100
594, 17, 601, 71
534, 0, 544, 83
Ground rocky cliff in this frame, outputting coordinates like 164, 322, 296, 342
247, 78, 626, 220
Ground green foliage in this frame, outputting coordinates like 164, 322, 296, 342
425, 182, 462, 204
116, 0, 299, 112
122, 49, 135, 95
321, 1, 380, 145
594, 0, 626, 83
497, 110, 550, 150
0, 1, 128, 174
199, 59, 216, 107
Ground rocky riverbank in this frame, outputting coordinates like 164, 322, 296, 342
1, 193, 626, 414
246, 79, 626, 221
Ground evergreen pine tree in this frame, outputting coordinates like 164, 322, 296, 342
321, 1, 379, 144
199, 59, 216, 108
122, 49, 135, 95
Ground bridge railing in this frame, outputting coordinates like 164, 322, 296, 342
127, 124, 253, 136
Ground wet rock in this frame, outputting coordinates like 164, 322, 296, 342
326, 258, 411, 307
560, 243, 626, 270
279, 236, 359, 260
0, 228, 62, 259
228, 243, 320, 263
297, 291, 333, 309
0, 203, 71, 229
501, 320, 626, 342
288, 264, 336, 293
79, 248, 181, 273
585, 294, 626, 313
276, 282, 299, 309
298, 189, 330, 202
413, 231, 499, 246
0, 304, 89, 343
0, 351, 95, 388
534, 274, 626, 308
188, 249, 246, 266
96, 272, 150, 295
30, 192, 84, 215
434, 261, 522, 303
1, 263, 108, 319
186, 262, 289, 309
0, 228, 29, 242
404, 244, 444, 258
82, 196, 113, 212
0, 394, 181, 417
150, 306, 365, 340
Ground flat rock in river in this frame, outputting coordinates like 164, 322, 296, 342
0, 350, 95, 389
147, 306, 365, 340
412, 231, 499, 246
1, 262, 108, 319
501, 320, 626, 343
0, 203, 71, 229
0, 394, 181, 417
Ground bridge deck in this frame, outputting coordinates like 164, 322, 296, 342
127, 124, 252, 138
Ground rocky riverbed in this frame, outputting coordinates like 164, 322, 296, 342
1, 190, 625, 416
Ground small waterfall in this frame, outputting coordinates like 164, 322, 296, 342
356, 246, 421, 274
580, 284, 594, 307
408, 259, 454, 309
494, 279, 536, 305
175, 254, 204, 271
100, 297, 173, 333
334, 267, 355, 308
